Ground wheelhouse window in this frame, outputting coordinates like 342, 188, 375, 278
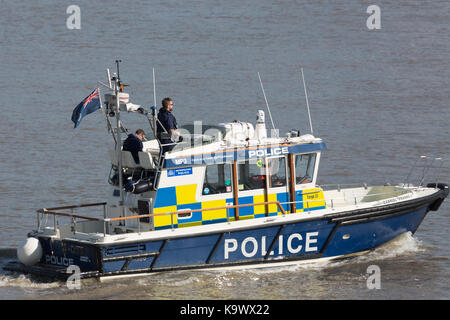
294, 153, 316, 184
238, 159, 267, 191
202, 163, 233, 195
268, 157, 287, 188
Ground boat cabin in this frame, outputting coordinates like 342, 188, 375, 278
106, 111, 327, 233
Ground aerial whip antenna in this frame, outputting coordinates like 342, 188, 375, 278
153, 68, 157, 109
106, 68, 112, 89
301, 68, 314, 135
151, 68, 157, 138
257, 72, 276, 131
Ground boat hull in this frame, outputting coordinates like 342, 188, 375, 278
4, 188, 445, 280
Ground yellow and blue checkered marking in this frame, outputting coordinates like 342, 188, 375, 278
153, 185, 326, 230
295, 188, 326, 213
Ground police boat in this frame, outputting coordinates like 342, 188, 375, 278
4, 63, 448, 280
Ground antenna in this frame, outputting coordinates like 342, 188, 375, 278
116, 60, 121, 80
257, 72, 276, 131
106, 68, 112, 89
301, 68, 314, 135
151, 68, 157, 138
153, 68, 157, 108
115, 59, 123, 92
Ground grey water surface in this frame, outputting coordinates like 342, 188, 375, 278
0, 0, 448, 299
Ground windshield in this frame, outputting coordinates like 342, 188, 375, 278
175, 124, 228, 150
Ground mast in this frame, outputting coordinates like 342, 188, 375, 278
113, 60, 125, 219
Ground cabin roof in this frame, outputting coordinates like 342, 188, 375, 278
163, 134, 326, 168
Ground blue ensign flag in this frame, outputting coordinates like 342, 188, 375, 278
71, 88, 101, 128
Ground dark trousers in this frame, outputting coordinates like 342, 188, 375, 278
160, 139, 175, 154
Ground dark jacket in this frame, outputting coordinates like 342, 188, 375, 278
122, 134, 143, 163
157, 108, 177, 138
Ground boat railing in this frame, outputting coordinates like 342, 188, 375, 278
318, 182, 369, 191
280, 187, 412, 210
404, 156, 448, 187
35, 186, 420, 237
36, 202, 106, 234
36, 201, 287, 237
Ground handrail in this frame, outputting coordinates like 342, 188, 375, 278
39, 210, 101, 221
319, 183, 366, 188
318, 183, 368, 192
107, 201, 287, 222
36, 202, 107, 233
35, 200, 287, 235
39, 202, 107, 212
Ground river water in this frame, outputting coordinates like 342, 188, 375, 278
0, 0, 448, 300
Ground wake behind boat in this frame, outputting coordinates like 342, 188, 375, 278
4, 62, 448, 280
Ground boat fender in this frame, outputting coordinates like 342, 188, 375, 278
132, 180, 153, 194
124, 179, 153, 194
426, 183, 449, 211
17, 237, 42, 266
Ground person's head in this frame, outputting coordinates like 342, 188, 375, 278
135, 129, 145, 141
162, 97, 173, 111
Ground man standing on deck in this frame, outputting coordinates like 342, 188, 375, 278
157, 97, 181, 154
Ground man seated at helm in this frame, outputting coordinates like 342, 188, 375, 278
123, 129, 145, 164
